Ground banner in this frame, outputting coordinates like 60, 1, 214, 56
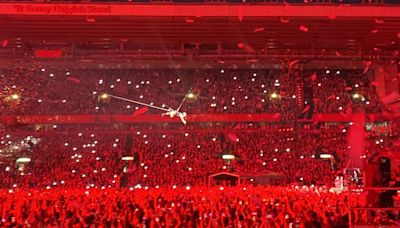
0, 3, 399, 17
0, 113, 385, 125
3, 113, 281, 124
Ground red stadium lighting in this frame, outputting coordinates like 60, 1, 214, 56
100, 93, 109, 99
270, 92, 280, 99
222, 154, 235, 160
121, 156, 134, 161
187, 92, 195, 99
320, 154, 332, 159
16, 157, 31, 163
10, 94, 20, 100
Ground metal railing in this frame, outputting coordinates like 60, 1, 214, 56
348, 187, 400, 227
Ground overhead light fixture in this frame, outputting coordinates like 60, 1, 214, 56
186, 92, 195, 99
222, 154, 235, 160
352, 93, 363, 100
320, 154, 332, 159
16, 157, 31, 163
10, 94, 20, 100
100, 93, 109, 99
270, 92, 280, 99
121, 156, 134, 161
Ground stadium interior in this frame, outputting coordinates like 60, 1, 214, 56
0, 0, 399, 227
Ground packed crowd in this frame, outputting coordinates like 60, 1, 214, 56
1, 186, 399, 227
0, 66, 386, 118
0, 64, 398, 226
308, 70, 387, 115
2, 124, 396, 189
0, 187, 340, 227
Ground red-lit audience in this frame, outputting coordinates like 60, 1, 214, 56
0, 130, 346, 189
0, 67, 386, 117
2, 124, 398, 189
0, 185, 399, 227
0, 66, 398, 227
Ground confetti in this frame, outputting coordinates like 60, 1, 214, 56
66, 76, 80, 84
243, 44, 255, 53
344, 86, 353, 91
2, 40, 8, 47
133, 107, 149, 116
237, 42, 255, 53
299, 25, 309, 32
253, 27, 265, 33
227, 133, 239, 142
374, 18, 384, 24
363, 60, 373, 74
280, 17, 290, 23
288, 60, 300, 68
86, 17, 95, 23
185, 18, 194, 23
246, 59, 258, 63
302, 105, 310, 114
311, 72, 317, 81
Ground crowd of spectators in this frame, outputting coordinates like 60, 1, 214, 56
0, 64, 398, 226
308, 69, 387, 115
1, 186, 399, 227
0, 66, 386, 118
1, 124, 397, 189
0, 63, 393, 190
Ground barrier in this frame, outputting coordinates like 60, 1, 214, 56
348, 187, 400, 227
